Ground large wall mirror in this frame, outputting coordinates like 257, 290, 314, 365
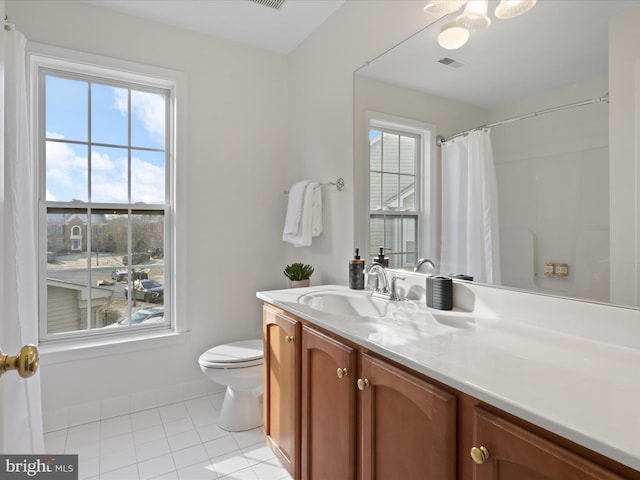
354, 0, 640, 308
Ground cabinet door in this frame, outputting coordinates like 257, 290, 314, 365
263, 305, 301, 479
359, 353, 457, 480
471, 407, 625, 480
301, 325, 358, 480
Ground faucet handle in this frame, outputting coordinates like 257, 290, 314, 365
389, 275, 406, 301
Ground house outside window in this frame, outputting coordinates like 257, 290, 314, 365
30, 47, 181, 343
368, 116, 433, 269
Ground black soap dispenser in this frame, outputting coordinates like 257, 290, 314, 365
349, 248, 365, 290
373, 247, 389, 267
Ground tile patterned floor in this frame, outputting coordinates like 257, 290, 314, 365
43, 394, 292, 480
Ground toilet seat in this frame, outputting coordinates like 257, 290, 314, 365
199, 339, 263, 369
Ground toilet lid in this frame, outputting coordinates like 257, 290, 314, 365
200, 339, 263, 366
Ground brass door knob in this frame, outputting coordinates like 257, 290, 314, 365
470, 446, 490, 465
0, 345, 39, 378
285, 335, 294, 344
337, 367, 348, 379
357, 378, 370, 390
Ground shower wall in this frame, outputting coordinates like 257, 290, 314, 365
491, 76, 610, 301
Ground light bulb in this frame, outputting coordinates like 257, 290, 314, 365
437, 22, 470, 50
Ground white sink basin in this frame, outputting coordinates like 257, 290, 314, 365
298, 289, 397, 317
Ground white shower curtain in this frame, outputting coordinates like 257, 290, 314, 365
2, 23, 45, 453
440, 129, 501, 284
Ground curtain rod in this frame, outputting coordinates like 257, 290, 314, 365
437, 92, 609, 146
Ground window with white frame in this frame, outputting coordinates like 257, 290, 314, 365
31, 49, 178, 342
368, 118, 432, 269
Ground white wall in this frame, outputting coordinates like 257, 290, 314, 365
491, 76, 610, 301
6, 0, 289, 428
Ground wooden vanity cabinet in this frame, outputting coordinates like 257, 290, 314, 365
300, 324, 456, 480
468, 407, 628, 480
359, 352, 457, 480
301, 325, 358, 479
263, 304, 301, 479
263, 303, 640, 480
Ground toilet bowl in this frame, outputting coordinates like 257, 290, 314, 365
198, 339, 264, 432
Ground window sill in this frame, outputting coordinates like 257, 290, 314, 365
39, 329, 189, 365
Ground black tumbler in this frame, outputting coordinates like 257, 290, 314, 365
426, 276, 453, 310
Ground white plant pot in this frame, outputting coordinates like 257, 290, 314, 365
290, 279, 310, 288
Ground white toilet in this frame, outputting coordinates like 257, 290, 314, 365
198, 339, 264, 432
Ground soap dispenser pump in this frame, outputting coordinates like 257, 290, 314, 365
349, 248, 365, 290
373, 247, 389, 267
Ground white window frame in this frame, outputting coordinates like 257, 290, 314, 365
28, 43, 188, 357
365, 112, 436, 269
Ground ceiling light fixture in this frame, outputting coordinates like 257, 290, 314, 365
424, 1, 467, 14
438, 22, 470, 50
424, 0, 536, 49
457, 0, 491, 30
494, 0, 537, 19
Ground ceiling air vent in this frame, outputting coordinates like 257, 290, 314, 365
249, 0, 287, 10
438, 57, 464, 68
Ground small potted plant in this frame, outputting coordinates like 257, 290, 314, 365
284, 262, 314, 288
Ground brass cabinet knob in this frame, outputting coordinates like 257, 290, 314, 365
357, 378, 370, 390
337, 367, 348, 379
0, 345, 39, 378
285, 335, 294, 344
470, 446, 490, 465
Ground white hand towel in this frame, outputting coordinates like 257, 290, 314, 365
283, 180, 311, 236
296, 182, 316, 246
283, 181, 321, 247
311, 185, 322, 237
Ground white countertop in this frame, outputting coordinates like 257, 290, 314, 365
257, 283, 640, 472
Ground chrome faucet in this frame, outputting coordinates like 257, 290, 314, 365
365, 263, 405, 301
414, 258, 436, 273
389, 275, 406, 301
364, 263, 389, 295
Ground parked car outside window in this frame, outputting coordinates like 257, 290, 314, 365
103, 306, 164, 328
124, 279, 164, 303
111, 268, 128, 282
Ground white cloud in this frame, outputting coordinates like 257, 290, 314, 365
45, 131, 164, 204
132, 90, 166, 146
113, 89, 128, 116
131, 156, 165, 204
46, 133, 88, 200
90, 152, 127, 203
113, 89, 166, 146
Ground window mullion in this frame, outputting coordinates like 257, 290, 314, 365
126, 87, 133, 325
86, 80, 93, 329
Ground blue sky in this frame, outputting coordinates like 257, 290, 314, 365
45, 75, 166, 204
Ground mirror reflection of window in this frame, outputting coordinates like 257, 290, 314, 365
368, 118, 432, 269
